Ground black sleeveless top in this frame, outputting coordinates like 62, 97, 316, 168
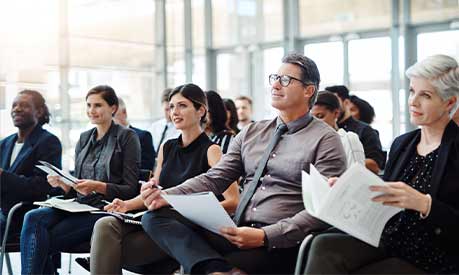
159, 132, 213, 189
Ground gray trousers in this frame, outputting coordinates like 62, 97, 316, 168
304, 233, 426, 274
90, 216, 176, 275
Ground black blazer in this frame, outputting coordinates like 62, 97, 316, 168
383, 120, 459, 263
74, 123, 140, 201
0, 125, 62, 213
130, 125, 156, 170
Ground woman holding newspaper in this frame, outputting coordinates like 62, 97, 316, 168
20, 85, 140, 275
85, 83, 239, 274
304, 55, 459, 274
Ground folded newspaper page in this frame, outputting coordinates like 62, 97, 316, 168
302, 163, 402, 247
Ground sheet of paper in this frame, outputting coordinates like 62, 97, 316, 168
162, 192, 236, 235
37, 160, 78, 187
34, 197, 99, 213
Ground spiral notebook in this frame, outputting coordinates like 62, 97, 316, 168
91, 210, 147, 225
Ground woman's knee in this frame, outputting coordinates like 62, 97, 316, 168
22, 208, 55, 228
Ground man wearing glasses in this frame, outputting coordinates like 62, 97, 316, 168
138, 53, 347, 275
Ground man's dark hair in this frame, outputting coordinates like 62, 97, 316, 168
205, 90, 229, 134
314, 91, 340, 112
161, 88, 173, 103
350, 95, 375, 124
169, 83, 208, 123
18, 89, 51, 125
86, 85, 119, 116
282, 52, 321, 106
235, 95, 253, 107
325, 85, 350, 100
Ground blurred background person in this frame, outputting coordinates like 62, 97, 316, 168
326, 85, 385, 174
1, 90, 62, 242
150, 88, 180, 154
312, 91, 365, 167
114, 97, 155, 170
205, 90, 235, 154
235, 95, 254, 130
349, 95, 376, 125
223, 98, 240, 135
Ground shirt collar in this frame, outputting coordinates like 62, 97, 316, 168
276, 112, 313, 134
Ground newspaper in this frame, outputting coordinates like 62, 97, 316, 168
302, 163, 402, 247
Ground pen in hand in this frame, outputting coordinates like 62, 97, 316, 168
139, 180, 163, 190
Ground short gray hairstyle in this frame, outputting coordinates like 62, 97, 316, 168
406, 54, 459, 116
282, 52, 321, 108
117, 97, 126, 110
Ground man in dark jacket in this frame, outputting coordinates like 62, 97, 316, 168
0, 90, 62, 240
114, 97, 156, 170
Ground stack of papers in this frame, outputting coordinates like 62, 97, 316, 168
302, 164, 402, 247
36, 160, 78, 187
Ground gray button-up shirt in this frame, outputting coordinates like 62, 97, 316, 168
165, 114, 347, 249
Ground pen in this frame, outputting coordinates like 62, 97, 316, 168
101, 199, 111, 205
139, 180, 163, 190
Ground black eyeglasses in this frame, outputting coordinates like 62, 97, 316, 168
269, 74, 312, 87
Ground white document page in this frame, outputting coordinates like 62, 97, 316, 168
37, 160, 78, 187
162, 192, 236, 235
34, 197, 99, 213
303, 163, 402, 247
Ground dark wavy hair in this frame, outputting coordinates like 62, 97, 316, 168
18, 89, 51, 125
223, 98, 239, 134
205, 90, 228, 134
350, 95, 375, 124
169, 83, 208, 123
85, 85, 119, 115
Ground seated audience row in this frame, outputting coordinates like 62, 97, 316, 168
0, 53, 457, 275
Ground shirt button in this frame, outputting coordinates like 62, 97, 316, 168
272, 246, 276, 249
266, 174, 271, 178
434, 228, 441, 235
272, 153, 276, 158
261, 186, 266, 190
252, 207, 257, 212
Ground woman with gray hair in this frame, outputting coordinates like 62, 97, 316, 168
303, 54, 459, 274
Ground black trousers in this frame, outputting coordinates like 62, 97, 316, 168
141, 207, 299, 274
304, 233, 426, 274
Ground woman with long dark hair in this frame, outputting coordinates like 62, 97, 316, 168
88, 84, 239, 274
223, 98, 240, 135
205, 90, 235, 154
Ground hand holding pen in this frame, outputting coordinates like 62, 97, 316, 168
140, 178, 168, 211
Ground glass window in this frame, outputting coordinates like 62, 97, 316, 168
305, 41, 344, 89
216, 52, 248, 98
411, 0, 459, 24
68, 0, 155, 44
349, 37, 392, 149
417, 30, 459, 61
262, 47, 284, 119
262, 0, 283, 42
299, 0, 391, 37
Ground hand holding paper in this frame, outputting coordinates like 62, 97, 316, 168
302, 163, 402, 247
